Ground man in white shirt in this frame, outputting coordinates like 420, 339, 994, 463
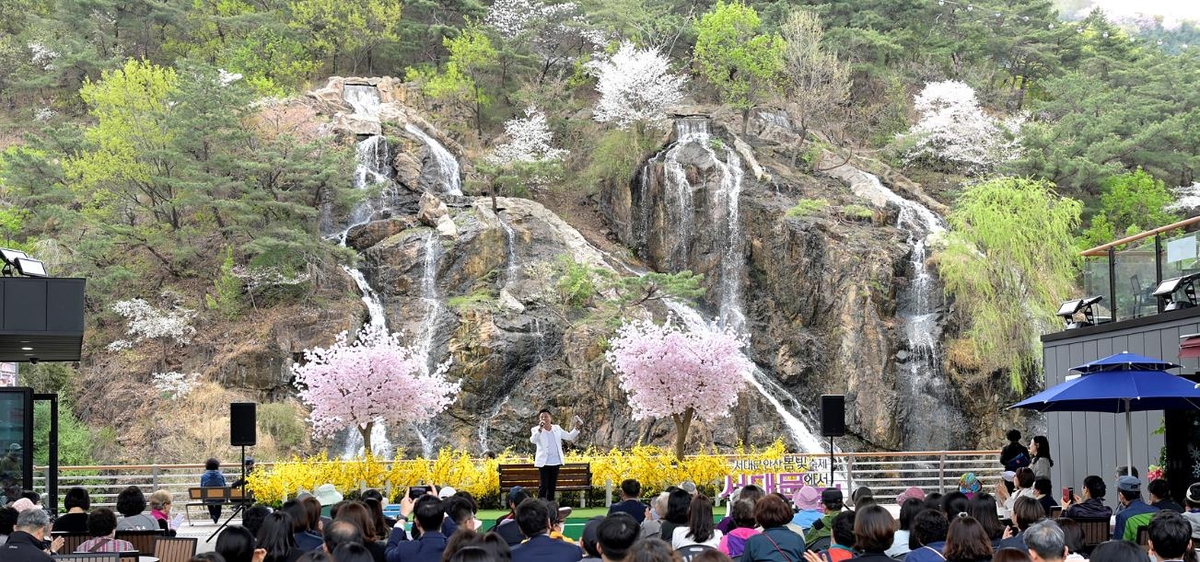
530, 409, 581, 501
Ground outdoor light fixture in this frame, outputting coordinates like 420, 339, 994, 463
1057, 296, 1104, 329
1153, 272, 1200, 311
0, 248, 48, 278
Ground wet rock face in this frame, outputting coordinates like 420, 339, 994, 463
600, 111, 976, 451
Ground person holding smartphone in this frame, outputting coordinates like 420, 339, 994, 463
530, 408, 581, 502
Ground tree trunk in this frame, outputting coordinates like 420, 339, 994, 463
671, 407, 695, 460
359, 421, 374, 456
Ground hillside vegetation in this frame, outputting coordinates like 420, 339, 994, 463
1, 0, 1197, 462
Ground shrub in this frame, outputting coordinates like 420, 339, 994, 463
786, 198, 829, 217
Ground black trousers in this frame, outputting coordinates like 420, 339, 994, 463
538, 464, 561, 501
207, 503, 222, 522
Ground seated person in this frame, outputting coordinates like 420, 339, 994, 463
1063, 475, 1112, 519
76, 508, 137, 553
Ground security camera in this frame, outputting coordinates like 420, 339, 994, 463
29, 358, 38, 365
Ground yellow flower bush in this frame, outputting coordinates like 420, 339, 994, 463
248, 441, 789, 504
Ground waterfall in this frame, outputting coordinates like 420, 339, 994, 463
615, 124, 829, 452
655, 118, 748, 335
499, 212, 519, 287
856, 172, 965, 449
343, 84, 382, 116
415, 232, 446, 378
477, 394, 512, 454
404, 123, 463, 196
335, 84, 395, 458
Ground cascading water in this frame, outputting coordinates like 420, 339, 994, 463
856, 172, 965, 449
631, 121, 828, 453
654, 118, 748, 334
415, 231, 445, 379
405, 123, 463, 196
335, 84, 395, 458
499, 213, 519, 287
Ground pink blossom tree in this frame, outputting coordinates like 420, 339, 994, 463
606, 319, 751, 459
293, 325, 460, 454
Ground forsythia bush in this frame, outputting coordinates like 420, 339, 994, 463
248, 442, 787, 504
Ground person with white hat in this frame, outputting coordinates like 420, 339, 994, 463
314, 484, 344, 518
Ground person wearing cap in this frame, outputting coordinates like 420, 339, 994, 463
495, 487, 531, 546
1063, 475, 1111, 519
530, 409, 581, 503
804, 488, 845, 549
314, 483, 344, 518
1183, 482, 1200, 541
1113, 475, 1159, 541
959, 474, 982, 499
791, 486, 823, 531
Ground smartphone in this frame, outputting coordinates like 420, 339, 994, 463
409, 486, 431, 499
1061, 487, 1069, 503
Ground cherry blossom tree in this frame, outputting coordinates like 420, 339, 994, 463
587, 41, 685, 131
606, 319, 751, 459
481, 106, 568, 210
292, 324, 459, 454
898, 80, 1021, 175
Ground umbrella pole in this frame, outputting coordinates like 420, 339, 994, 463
1125, 399, 1133, 476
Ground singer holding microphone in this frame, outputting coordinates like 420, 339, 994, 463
530, 408, 581, 501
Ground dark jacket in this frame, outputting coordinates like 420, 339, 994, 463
511, 534, 584, 562
493, 519, 525, 546
295, 531, 324, 552
1155, 499, 1185, 513
51, 512, 90, 534
1000, 443, 1030, 469
608, 499, 646, 523
996, 533, 1028, 553
1064, 498, 1112, 519
742, 527, 805, 562
2, 531, 52, 562
905, 541, 948, 562
385, 530, 447, 562
849, 554, 895, 562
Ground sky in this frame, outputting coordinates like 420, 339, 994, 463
1080, 0, 1200, 26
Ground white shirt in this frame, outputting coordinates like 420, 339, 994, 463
672, 526, 723, 549
529, 424, 579, 467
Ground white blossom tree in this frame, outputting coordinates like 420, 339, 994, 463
292, 324, 459, 454
898, 80, 1021, 175
107, 298, 197, 360
484, 0, 606, 84
606, 319, 751, 459
481, 107, 569, 210
587, 41, 685, 131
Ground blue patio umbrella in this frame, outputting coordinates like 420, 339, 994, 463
1011, 351, 1200, 475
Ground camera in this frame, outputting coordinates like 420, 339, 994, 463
409, 486, 431, 500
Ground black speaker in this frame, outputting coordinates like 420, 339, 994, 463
230, 402, 257, 446
821, 395, 845, 437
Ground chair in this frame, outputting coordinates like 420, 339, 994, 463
154, 536, 198, 562
50, 554, 119, 562
675, 544, 715, 562
1049, 506, 1062, 519
1132, 274, 1157, 317
118, 552, 140, 562
1136, 526, 1150, 547
1062, 517, 1110, 554
52, 531, 92, 554
115, 529, 164, 554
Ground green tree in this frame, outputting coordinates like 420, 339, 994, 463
287, 0, 403, 74
411, 22, 498, 138
693, 1, 784, 134
936, 177, 1082, 392
1080, 169, 1179, 248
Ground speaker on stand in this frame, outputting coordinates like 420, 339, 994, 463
210, 402, 256, 542
820, 395, 845, 487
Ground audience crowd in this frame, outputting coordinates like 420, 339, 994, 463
3, 431, 1199, 562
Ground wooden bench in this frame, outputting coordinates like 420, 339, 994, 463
1060, 517, 1111, 554
498, 463, 592, 505
114, 530, 165, 555
185, 487, 248, 524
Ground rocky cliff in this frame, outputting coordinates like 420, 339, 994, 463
80, 78, 989, 463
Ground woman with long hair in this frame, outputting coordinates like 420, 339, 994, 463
257, 511, 303, 562
672, 494, 723, 548
968, 493, 1005, 548
216, 526, 258, 562
659, 489, 692, 542
1030, 436, 1054, 480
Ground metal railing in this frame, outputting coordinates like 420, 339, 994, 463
33, 450, 1003, 512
